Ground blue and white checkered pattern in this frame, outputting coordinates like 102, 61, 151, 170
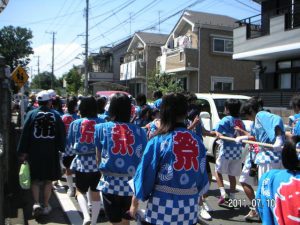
144, 196, 198, 225
221, 145, 243, 160
254, 147, 281, 165
63, 146, 76, 157
255, 148, 281, 165
97, 176, 133, 196
70, 155, 99, 172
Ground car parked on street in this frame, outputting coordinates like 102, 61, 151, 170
196, 93, 251, 160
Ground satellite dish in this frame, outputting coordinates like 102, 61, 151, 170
0, 0, 9, 14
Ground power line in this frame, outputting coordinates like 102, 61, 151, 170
234, 0, 260, 12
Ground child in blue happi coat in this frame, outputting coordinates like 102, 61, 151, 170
94, 93, 147, 225
214, 99, 245, 204
129, 93, 209, 225
61, 96, 79, 197
256, 140, 300, 225
67, 96, 105, 225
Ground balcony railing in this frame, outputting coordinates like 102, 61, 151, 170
237, 3, 300, 39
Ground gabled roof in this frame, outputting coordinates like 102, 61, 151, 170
164, 10, 237, 47
127, 32, 169, 52
136, 32, 169, 46
183, 10, 237, 28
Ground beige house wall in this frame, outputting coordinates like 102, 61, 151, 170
199, 28, 255, 92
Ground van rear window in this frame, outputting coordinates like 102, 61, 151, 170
214, 99, 248, 119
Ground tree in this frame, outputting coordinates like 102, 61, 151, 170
64, 66, 83, 95
147, 71, 184, 95
30, 71, 60, 90
0, 26, 34, 70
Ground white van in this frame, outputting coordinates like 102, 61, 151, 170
195, 93, 251, 159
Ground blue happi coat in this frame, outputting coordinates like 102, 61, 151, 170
62, 112, 80, 156
67, 117, 104, 173
214, 116, 245, 160
133, 127, 209, 225
256, 169, 300, 225
252, 111, 285, 165
94, 121, 147, 196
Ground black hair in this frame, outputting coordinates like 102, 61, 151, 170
282, 140, 300, 171
96, 96, 107, 114
153, 90, 163, 100
187, 108, 200, 121
108, 93, 131, 122
156, 93, 188, 135
224, 99, 241, 117
187, 93, 197, 103
79, 96, 97, 118
52, 96, 64, 114
240, 97, 261, 117
136, 93, 147, 106
290, 95, 300, 111
67, 96, 78, 114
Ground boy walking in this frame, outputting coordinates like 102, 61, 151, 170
214, 99, 245, 204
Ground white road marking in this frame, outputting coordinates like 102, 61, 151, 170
53, 180, 82, 225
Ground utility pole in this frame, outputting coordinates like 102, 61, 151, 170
84, 0, 89, 96
34, 55, 40, 75
46, 31, 56, 89
51, 32, 56, 89
37, 55, 41, 88
158, 10, 162, 33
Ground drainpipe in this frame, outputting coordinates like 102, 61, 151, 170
197, 25, 201, 93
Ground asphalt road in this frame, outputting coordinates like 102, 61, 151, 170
26, 161, 261, 225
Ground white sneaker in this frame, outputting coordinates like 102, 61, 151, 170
199, 206, 212, 221
203, 201, 213, 212
67, 188, 75, 197
32, 203, 42, 217
42, 205, 52, 215
82, 219, 91, 225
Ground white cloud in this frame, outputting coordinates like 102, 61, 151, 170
29, 42, 84, 79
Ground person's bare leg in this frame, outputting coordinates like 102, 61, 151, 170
90, 191, 101, 225
228, 175, 236, 198
31, 181, 40, 204
43, 180, 53, 207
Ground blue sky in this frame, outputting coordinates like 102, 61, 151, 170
0, 0, 260, 78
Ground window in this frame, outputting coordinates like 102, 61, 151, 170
179, 52, 184, 61
178, 77, 187, 90
211, 76, 234, 91
280, 73, 291, 89
276, 59, 300, 89
213, 37, 233, 53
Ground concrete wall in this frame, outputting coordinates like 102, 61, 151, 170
234, 15, 300, 55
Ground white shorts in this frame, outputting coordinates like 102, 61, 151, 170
239, 164, 258, 186
215, 156, 242, 177
258, 162, 283, 180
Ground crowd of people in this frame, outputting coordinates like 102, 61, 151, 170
17, 89, 300, 225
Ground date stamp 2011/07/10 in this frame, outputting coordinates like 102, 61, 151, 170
227, 198, 275, 208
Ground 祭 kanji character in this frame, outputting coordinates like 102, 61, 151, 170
79, 120, 96, 144
34, 112, 56, 138
112, 124, 135, 156
173, 131, 199, 171
62, 115, 73, 133
275, 177, 300, 225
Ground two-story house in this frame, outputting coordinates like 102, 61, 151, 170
158, 10, 255, 93
88, 38, 131, 95
120, 32, 168, 97
233, 0, 300, 91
